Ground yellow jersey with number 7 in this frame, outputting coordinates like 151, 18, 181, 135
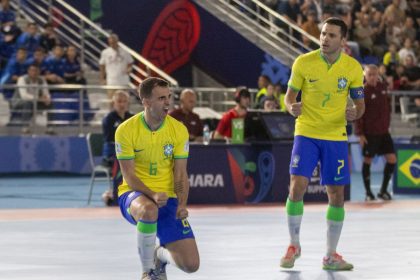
288, 49, 364, 141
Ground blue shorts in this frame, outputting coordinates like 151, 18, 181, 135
118, 191, 195, 246
290, 136, 350, 185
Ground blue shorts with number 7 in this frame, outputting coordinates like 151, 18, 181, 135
118, 191, 195, 246
289, 135, 350, 185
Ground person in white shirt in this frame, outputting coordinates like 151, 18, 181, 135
11, 64, 52, 132
99, 33, 133, 99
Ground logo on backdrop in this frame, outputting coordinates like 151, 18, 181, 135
226, 149, 275, 203
141, 0, 201, 74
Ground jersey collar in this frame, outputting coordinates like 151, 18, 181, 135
319, 49, 342, 69
140, 112, 166, 132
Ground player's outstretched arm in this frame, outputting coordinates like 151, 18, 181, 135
174, 158, 189, 219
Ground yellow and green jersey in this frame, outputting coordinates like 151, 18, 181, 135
115, 112, 189, 197
288, 49, 364, 141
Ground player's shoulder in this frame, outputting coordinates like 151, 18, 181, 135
341, 52, 363, 69
296, 49, 320, 62
116, 113, 140, 131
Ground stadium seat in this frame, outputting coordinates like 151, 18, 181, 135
399, 97, 419, 126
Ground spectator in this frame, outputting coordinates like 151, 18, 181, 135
0, 47, 28, 84
27, 47, 48, 76
301, 10, 320, 49
263, 95, 278, 111
354, 13, 382, 57
45, 44, 65, 84
99, 33, 133, 99
10, 64, 51, 133
383, 43, 400, 75
0, 0, 15, 28
255, 74, 271, 107
400, 54, 420, 90
102, 90, 133, 168
274, 83, 287, 112
39, 22, 59, 53
169, 88, 204, 142
398, 37, 417, 64
258, 83, 278, 109
63, 45, 85, 84
214, 87, 251, 140
384, 0, 406, 26
355, 64, 396, 201
401, 16, 417, 42
15, 22, 40, 58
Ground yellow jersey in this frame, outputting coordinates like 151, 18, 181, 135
288, 49, 364, 141
115, 112, 189, 197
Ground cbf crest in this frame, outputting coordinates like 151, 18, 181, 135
163, 142, 174, 159
337, 77, 348, 91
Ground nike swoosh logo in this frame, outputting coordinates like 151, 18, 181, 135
134, 149, 144, 152
334, 176, 344, 181
309, 79, 319, 83
183, 229, 191, 235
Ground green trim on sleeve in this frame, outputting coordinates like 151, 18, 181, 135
116, 156, 135, 160
288, 84, 301, 93
174, 155, 188, 159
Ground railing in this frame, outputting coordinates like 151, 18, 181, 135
0, 84, 257, 135
10, 0, 178, 86
207, 0, 320, 64
1, 84, 419, 136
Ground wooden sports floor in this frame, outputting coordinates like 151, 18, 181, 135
0, 175, 419, 280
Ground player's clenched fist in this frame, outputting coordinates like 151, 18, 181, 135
289, 102, 302, 117
153, 192, 168, 207
346, 106, 357, 121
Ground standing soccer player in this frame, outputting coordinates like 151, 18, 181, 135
115, 77, 199, 279
280, 18, 365, 270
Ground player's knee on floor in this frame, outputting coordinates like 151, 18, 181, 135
181, 259, 200, 273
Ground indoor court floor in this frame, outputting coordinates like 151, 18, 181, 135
1, 174, 419, 280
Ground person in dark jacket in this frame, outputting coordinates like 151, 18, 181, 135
355, 64, 396, 201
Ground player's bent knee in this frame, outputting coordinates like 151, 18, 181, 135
182, 259, 200, 273
132, 202, 158, 221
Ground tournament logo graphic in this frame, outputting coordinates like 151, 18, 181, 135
398, 150, 420, 187
163, 143, 174, 159
227, 149, 275, 203
337, 77, 347, 91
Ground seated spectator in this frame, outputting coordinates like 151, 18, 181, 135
101, 90, 133, 167
27, 47, 48, 76
0, 47, 28, 84
263, 95, 278, 111
301, 10, 320, 49
383, 0, 406, 27
39, 22, 59, 53
258, 83, 278, 109
401, 16, 417, 42
169, 88, 203, 142
0, 0, 15, 28
400, 54, 420, 90
10, 64, 51, 132
354, 13, 382, 57
398, 37, 417, 64
63, 45, 85, 84
15, 22, 40, 58
383, 43, 400, 75
255, 74, 271, 107
214, 87, 251, 141
45, 44, 65, 84
274, 83, 287, 112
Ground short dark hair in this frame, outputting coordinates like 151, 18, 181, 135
139, 77, 169, 99
323, 17, 348, 38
